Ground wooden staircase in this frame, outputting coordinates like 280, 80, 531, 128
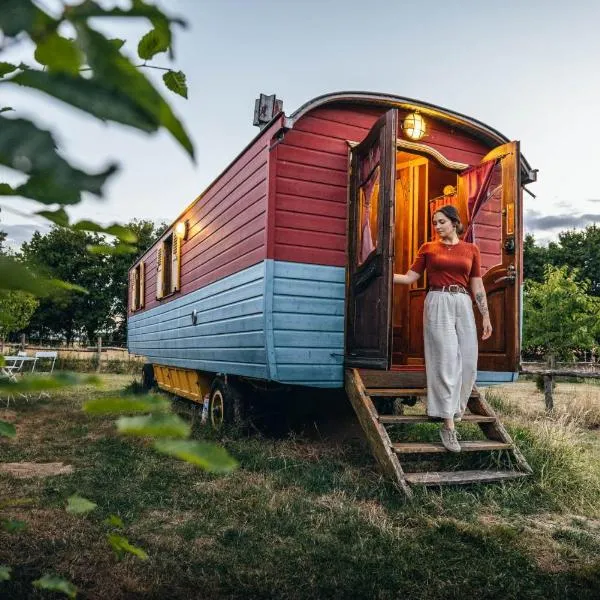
345, 368, 531, 497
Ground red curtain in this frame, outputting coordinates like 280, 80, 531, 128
359, 166, 380, 263
461, 159, 498, 242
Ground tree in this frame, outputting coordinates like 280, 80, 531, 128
523, 265, 600, 361
0, 223, 39, 341
0, 289, 39, 341
523, 233, 549, 282
523, 226, 600, 295
20, 227, 114, 344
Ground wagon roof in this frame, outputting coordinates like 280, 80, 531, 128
287, 91, 536, 183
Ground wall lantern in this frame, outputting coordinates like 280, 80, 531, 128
175, 220, 189, 240
403, 112, 426, 141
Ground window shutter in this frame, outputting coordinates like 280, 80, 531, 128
156, 247, 164, 299
139, 261, 145, 308
172, 235, 181, 293
129, 271, 136, 312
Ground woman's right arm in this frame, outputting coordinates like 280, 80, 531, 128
393, 270, 421, 285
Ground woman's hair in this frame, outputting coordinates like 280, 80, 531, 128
433, 205, 464, 235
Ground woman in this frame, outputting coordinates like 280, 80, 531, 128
393, 205, 492, 452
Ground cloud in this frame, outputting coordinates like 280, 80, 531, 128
1, 223, 50, 249
524, 211, 600, 231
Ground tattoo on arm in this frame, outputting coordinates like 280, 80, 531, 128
475, 291, 489, 318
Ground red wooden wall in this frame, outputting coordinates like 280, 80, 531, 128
130, 117, 283, 314
271, 103, 492, 267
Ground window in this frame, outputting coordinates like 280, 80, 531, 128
130, 261, 145, 311
156, 232, 181, 300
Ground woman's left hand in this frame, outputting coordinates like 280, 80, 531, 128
482, 316, 492, 340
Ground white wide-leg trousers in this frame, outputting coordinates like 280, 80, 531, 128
423, 291, 478, 419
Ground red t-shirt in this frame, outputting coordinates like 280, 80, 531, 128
409, 240, 482, 288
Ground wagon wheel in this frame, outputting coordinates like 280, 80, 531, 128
209, 379, 245, 428
141, 363, 156, 391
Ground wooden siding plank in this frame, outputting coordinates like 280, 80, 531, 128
274, 330, 344, 348
282, 129, 348, 155
273, 277, 344, 299
277, 194, 347, 219
274, 295, 344, 316
277, 144, 347, 172
273, 260, 345, 282
294, 114, 372, 142
276, 177, 347, 203
277, 161, 347, 187
274, 228, 345, 252
274, 244, 346, 266
275, 210, 346, 236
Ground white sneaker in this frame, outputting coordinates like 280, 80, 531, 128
439, 426, 461, 453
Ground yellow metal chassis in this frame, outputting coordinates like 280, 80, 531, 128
153, 365, 213, 403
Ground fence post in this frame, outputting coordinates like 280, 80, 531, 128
544, 354, 555, 412
96, 336, 102, 373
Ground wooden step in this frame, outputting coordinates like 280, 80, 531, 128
366, 387, 480, 399
379, 414, 496, 424
403, 470, 528, 486
392, 440, 512, 454
367, 388, 427, 397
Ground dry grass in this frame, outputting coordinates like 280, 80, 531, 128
2, 375, 600, 598
484, 379, 600, 428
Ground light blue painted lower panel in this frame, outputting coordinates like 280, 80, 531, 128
270, 260, 345, 388
476, 371, 519, 386
128, 262, 268, 379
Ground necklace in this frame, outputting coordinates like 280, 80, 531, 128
439, 239, 459, 250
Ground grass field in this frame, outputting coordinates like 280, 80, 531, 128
1, 375, 599, 599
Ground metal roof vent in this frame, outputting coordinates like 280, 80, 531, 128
253, 93, 283, 129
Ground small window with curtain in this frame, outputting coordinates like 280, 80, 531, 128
155, 231, 181, 300
130, 261, 145, 311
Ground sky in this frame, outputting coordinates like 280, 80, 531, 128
1, 0, 600, 248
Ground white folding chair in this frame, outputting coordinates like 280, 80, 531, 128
1, 356, 26, 407
33, 351, 57, 374
32, 351, 58, 399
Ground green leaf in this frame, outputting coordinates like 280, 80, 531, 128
84, 394, 170, 415
72, 221, 137, 243
107, 533, 148, 560
34, 34, 82, 75
74, 23, 194, 159
138, 27, 170, 60
116, 414, 191, 439
1, 519, 27, 533
154, 440, 239, 473
163, 70, 188, 99
0, 62, 18, 78
0, 114, 119, 205
66, 494, 97, 515
0, 420, 16, 438
9, 70, 159, 136
37, 208, 70, 227
0, 0, 56, 39
32, 574, 77, 599
0, 565, 11, 582
104, 514, 124, 529
109, 38, 126, 50
87, 243, 137, 256
0, 257, 87, 296
0, 373, 100, 393
0, 108, 14, 114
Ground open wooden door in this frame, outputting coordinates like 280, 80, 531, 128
459, 141, 522, 372
346, 110, 397, 369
